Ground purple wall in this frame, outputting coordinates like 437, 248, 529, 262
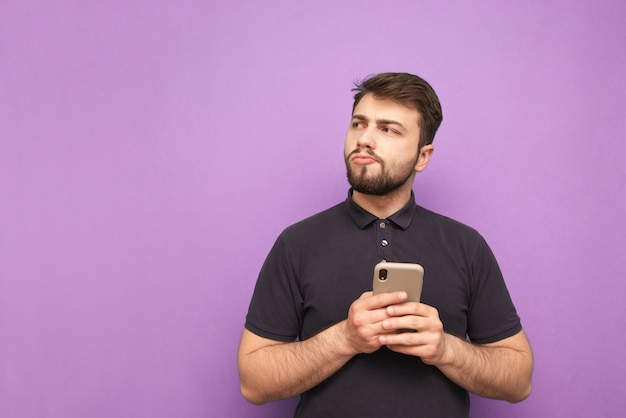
1, 1, 625, 417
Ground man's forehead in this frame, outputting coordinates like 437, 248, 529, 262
353, 94, 421, 123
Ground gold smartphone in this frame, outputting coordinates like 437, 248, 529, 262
372, 261, 423, 303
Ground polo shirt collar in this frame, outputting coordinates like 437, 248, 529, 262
345, 189, 417, 230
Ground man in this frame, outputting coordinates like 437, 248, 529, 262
238, 72, 533, 417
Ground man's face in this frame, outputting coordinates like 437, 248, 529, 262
344, 94, 426, 195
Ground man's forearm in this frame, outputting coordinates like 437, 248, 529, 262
238, 321, 355, 405
435, 332, 533, 403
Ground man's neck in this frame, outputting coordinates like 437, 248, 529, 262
351, 184, 413, 219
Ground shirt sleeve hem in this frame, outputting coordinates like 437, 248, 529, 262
245, 320, 298, 343
469, 323, 523, 345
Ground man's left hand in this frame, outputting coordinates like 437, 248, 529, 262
378, 302, 451, 366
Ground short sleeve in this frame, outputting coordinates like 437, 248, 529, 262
466, 236, 522, 344
245, 232, 304, 342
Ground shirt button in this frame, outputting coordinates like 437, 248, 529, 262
379, 222, 386, 229
381, 239, 389, 247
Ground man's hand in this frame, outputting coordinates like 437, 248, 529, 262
343, 291, 411, 355
377, 301, 448, 364
375, 299, 533, 403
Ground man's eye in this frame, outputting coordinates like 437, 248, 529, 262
381, 127, 399, 134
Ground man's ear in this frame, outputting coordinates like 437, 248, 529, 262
414, 145, 434, 173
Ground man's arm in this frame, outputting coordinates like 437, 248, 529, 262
237, 291, 407, 404
379, 303, 533, 402
237, 325, 351, 404
436, 330, 533, 402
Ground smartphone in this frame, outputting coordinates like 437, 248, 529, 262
372, 261, 423, 303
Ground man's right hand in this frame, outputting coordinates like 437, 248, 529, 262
343, 290, 410, 355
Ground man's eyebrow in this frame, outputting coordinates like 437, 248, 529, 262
376, 118, 405, 128
351, 114, 405, 129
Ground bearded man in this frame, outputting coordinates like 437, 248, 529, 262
237, 72, 533, 418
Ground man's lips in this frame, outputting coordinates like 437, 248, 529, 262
350, 152, 380, 165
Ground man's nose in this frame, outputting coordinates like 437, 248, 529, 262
356, 128, 376, 149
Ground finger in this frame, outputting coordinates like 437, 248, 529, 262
361, 291, 408, 310
379, 329, 424, 346
381, 315, 422, 333
349, 307, 391, 331
386, 302, 435, 317
349, 295, 392, 328
384, 332, 446, 365
349, 292, 410, 331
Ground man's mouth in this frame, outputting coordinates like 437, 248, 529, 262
348, 150, 380, 165
352, 155, 377, 165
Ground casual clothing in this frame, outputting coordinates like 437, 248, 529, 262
245, 191, 522, 417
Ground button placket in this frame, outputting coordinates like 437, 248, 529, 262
376, 220, 391, 260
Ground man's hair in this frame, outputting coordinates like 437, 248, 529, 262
352, 72, 443, 149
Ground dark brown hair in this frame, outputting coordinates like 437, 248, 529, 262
352, 72, 443, 148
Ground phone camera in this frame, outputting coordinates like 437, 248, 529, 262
379, 269, 388, 281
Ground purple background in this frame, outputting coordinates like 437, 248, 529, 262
1, 1, 625, 417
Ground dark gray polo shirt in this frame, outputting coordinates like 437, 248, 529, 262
245, 190, 522, 417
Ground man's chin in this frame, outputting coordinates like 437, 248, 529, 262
349, 179, 389, 196
348, 165, 380, 179
348, 174, 411, 196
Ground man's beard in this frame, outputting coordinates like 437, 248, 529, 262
345, 150, 418, 196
